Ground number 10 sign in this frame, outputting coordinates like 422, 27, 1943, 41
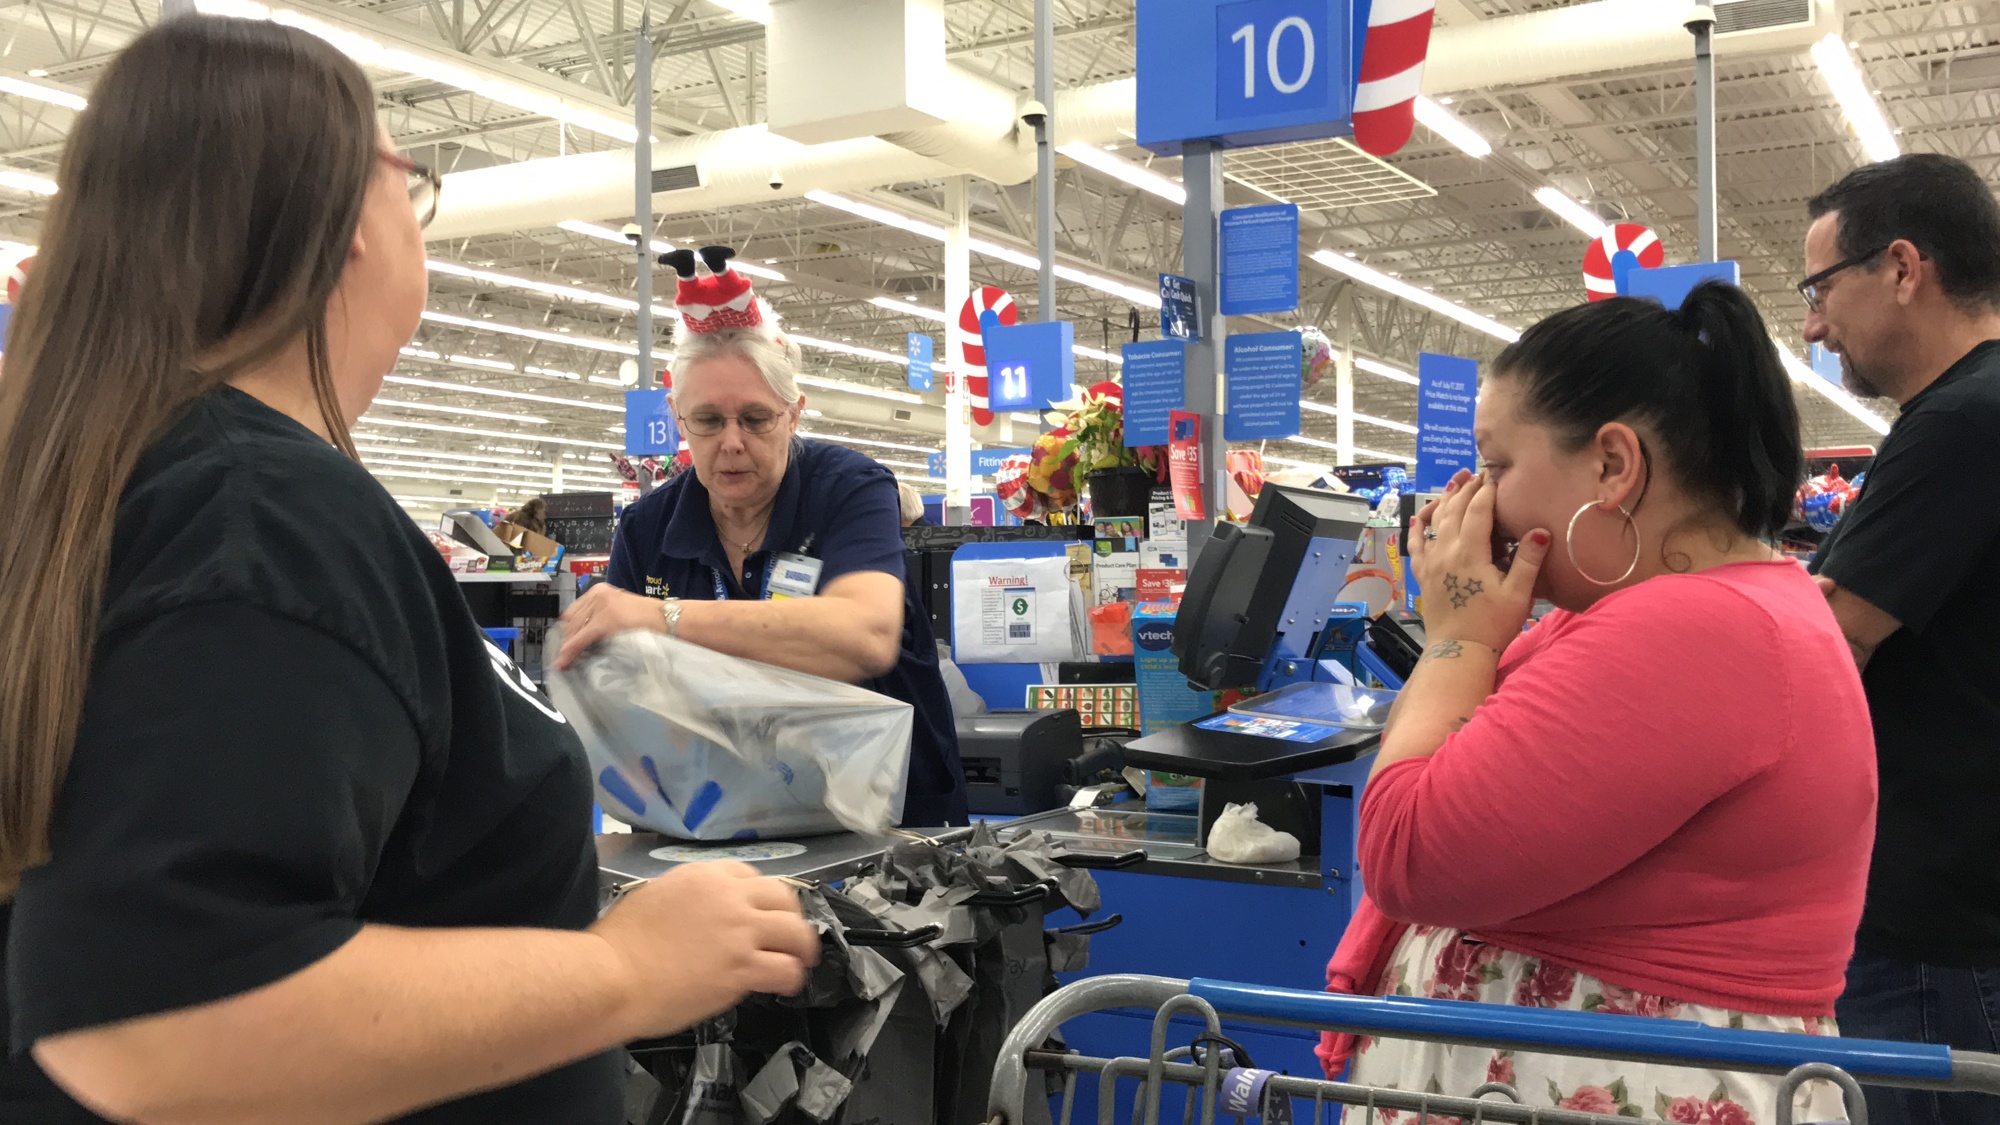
1137, 0, 1356, 155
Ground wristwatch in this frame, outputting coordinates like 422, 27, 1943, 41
659, 596, 683, 637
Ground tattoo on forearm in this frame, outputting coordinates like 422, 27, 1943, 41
1441, 573, 1483, 609
1451, 716, 1473, 730
1421, 640, 1465, 663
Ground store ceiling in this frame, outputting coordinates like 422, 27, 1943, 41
0, 0, 1988, 511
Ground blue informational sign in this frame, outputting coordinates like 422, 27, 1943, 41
928, 451, 947, 478
1137, 0, 1358, 154
624, 388, 678, 456
1122, 339, 1187, 447
1415, 353, 1478, 491
906, 332, 935, 392
1620, 260, 1741, 309
927, 447, 1036, 478
1810, 343, 1844, 386
1220, 204, 1301, 316
982, 316, 1075, 411
1223, 330, 1303, 441
1160, 273, 1199, 340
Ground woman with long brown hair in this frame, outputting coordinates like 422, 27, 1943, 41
0, 16, 815, 1125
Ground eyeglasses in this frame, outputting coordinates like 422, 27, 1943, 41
678, 408, 790, 437
379, 151, 441, 230
1797, 245, 1889, 312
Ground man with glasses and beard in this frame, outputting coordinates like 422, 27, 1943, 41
1804, 153, 2000, 1125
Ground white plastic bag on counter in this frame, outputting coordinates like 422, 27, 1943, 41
548, 630, 911, 840
1206, 802, 1302, 865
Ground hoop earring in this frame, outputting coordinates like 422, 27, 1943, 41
1566, 500, 1641, 587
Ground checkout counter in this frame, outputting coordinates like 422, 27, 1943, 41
597, 483, 1419, 1114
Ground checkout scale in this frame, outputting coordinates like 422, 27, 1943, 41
596, 483, 1423, 1112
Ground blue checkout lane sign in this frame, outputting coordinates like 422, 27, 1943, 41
1415, 353, 1478, 491
907, 332, 935, 392
1223, 330, 1303, 441
1122, 339, 1187, 447
1621, 260, 1741, 309
927, 447, 1034, 478
624, 388, 678, 456
1137, 0, 1357, 154
1220, 204, 1301, 316
1159, 273, 1199, 340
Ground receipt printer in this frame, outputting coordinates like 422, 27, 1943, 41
957, 709, 1085, 816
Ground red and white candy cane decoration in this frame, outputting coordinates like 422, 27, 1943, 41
957, 285, 1018, 427
1583, 222, 1665, 301
1352, 0, 1437, 156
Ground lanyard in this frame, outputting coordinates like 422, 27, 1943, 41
710, 554, 782, 601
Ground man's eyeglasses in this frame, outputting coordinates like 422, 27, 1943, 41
679, 408, 789, 437
1797, 245, 1889, 312
379, 151, 441, 230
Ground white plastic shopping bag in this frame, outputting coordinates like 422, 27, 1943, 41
548, 630, 912, 840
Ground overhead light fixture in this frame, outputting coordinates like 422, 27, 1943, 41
421, 311, 638, 355
1353, 356, 1419, 385
799, 430, 937, 455
384, 373, 624, 414
795, 373, 923, 403
791, 335, 908, 367
359, 444, 553, 471
1287, 435, 1411, 461
366, 464, 545, 489
1072, 344, 1124, 364
444, 354, 518, 373
1810, 33, 1900, 162
372, 397, 549, 425
193, 0, 641, 142
707, 0, 772, 23
0, 168, 57, 196
0, 74, 86, 112
365, 457, 557, 484
1299, 401, 1419, 434
1311, 249, 1520, 343
361, 414, 622, 450
1774, 339, 1890, 435
525, 365, 584, 381
1057, 143, 1188, 205
1533, 187, 1609, 239
556, 220, 787, 281
1413, 97, 1493, 159
1262, 455, 1334, 473
808, 191, 1163, 310
869, 296, 951, 323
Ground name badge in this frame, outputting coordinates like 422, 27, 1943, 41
765, 552, 824, 600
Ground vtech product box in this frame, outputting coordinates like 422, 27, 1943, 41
1133, 603, 1210, 811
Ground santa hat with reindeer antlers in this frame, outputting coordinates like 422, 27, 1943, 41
660, 244, 779, 340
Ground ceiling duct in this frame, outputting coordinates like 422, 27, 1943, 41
651, 164, 705, 193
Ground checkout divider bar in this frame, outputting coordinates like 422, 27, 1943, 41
1185, 979, 1983, 1087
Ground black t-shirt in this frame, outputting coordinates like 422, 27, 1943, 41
0, 388, 622, 1123
607, 440, 969, 828
1811, 339, 2000, 966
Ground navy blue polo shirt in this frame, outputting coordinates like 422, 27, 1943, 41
606, 440, 968, 828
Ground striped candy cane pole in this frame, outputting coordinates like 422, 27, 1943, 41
1582, 223, 1665, 300
1352, 0, 1438, 156
956, 286, 1017, 427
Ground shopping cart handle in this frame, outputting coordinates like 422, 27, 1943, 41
1187, 978, 1956, 1083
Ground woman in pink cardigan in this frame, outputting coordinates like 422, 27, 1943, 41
1325, 283, 1876, 1124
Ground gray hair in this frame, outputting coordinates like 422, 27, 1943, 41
897, 481, 924, 525
670, 324, 804, 404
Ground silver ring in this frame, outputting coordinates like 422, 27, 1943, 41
1423, 527, 1438, 541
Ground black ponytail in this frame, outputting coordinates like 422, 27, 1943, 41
1491, 281, 1803, 540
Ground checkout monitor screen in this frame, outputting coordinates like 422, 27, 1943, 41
1171, 484, 1373, 691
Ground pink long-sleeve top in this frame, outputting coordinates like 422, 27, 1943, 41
1360, 560, 1876, 1016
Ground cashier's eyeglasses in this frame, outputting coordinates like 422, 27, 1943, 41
379, 151, 441, 230
679, 408, 790, 437
1797, 245, 1890, 313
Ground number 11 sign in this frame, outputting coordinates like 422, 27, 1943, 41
1137, 0, 1356, 154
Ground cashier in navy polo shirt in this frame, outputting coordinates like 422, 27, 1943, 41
557, 255, 967, 828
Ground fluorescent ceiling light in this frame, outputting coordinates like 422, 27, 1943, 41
360, 444, 554, 470
1311, 249, 1520, 343
526, 365, 584, 381
557, 220, 787, 281
1288, 435, 1410, 461
1810, 34, 1900, 162
1413, 97, 1493, 159
1533, 187, 1609, 239
366, 457, 556, 483
1263, 455, 1333, 473
1057, 143, 1187, 205
1354, 356, 1419, 385
795, 373, 922, 403
361, 415, 622, 450
708, 0, 772, 23
1072, 344, 1124, 364
395, 493, 503, 508
445, 354, 517, 372
384, 373, 624, 414
428, 258, 662, 315
1299, 401, 1419, 434
870, 296, 951, 323
0, 74, 86, 112
799, 430, 937, 455
1774, 339, 1890, 435
401, 346, 442, 360
791, 335, 908, 366
373, 397, 548, 425
422, 311, 638, 355
194, 0, 641, 142
0, 168, 57, 196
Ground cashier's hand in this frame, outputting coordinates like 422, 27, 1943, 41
592, 862, 820, 1038
556, 584, 668, 669
1408, 469, 1550, 655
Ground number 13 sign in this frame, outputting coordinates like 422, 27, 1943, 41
1137, 0, 1355, 155
624, 388, 679, 456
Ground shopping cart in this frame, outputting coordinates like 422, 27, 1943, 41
985, 975, 2000, 1125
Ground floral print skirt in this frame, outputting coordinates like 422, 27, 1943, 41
1345, 927, 1851, 1125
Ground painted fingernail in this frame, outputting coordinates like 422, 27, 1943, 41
1529, 530, 1551, 546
